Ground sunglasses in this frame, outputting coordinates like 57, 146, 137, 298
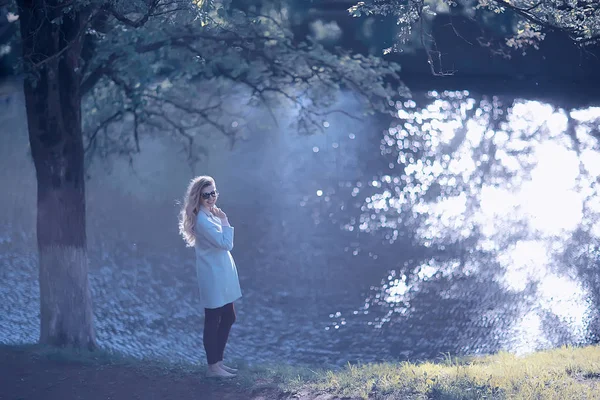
201, 190, 219, 200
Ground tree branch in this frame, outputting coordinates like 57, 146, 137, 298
85, 109, 127, 154
81, 53, 119, 96
109, 0, 161, 28
419, 3, 455, 77
488, 0, 599, 45
143, 93, 229, 136
484, 0, 547, 26
145, 110, 196, 161
524, 1, 544, 12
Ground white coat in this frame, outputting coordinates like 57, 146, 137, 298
194, 211, 242, 309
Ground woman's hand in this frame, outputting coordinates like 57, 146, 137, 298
211, 207, 227, 220
211, 207, 230, 227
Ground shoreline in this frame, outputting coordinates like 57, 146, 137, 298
2, 343, 600, 399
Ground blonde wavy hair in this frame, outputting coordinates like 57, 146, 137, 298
179, 175, 215, 247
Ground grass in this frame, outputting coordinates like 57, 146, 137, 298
4, 343, 600, 399
305, 345, 600, 399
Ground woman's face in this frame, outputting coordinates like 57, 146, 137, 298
200, 183, 218, 209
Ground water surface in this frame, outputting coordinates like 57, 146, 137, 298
1, 87, 599, 366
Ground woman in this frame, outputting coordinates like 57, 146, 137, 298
179, 176, 242, 378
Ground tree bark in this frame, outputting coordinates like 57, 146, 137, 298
17, 0, 96, 349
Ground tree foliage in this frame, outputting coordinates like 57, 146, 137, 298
40, 0, 403, 162
349, 0, 600, 62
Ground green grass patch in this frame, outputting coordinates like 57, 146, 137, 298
305, 345, 600, 399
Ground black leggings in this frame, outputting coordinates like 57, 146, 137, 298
203, 302, 236, 365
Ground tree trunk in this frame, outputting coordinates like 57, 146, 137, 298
17, 1, 96, 349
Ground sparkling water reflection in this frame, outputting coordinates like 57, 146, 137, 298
321, 91, 600, 357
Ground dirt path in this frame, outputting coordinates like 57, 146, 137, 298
0, 347, 290, 400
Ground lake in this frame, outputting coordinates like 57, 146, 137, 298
1, 81, 599, 367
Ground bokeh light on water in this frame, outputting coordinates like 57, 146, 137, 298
323, 91, 600, 357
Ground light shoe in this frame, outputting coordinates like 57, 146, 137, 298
206, 365, 236, 379
218, 362, 238, 374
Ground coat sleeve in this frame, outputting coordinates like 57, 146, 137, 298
196, 214, 234, 251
